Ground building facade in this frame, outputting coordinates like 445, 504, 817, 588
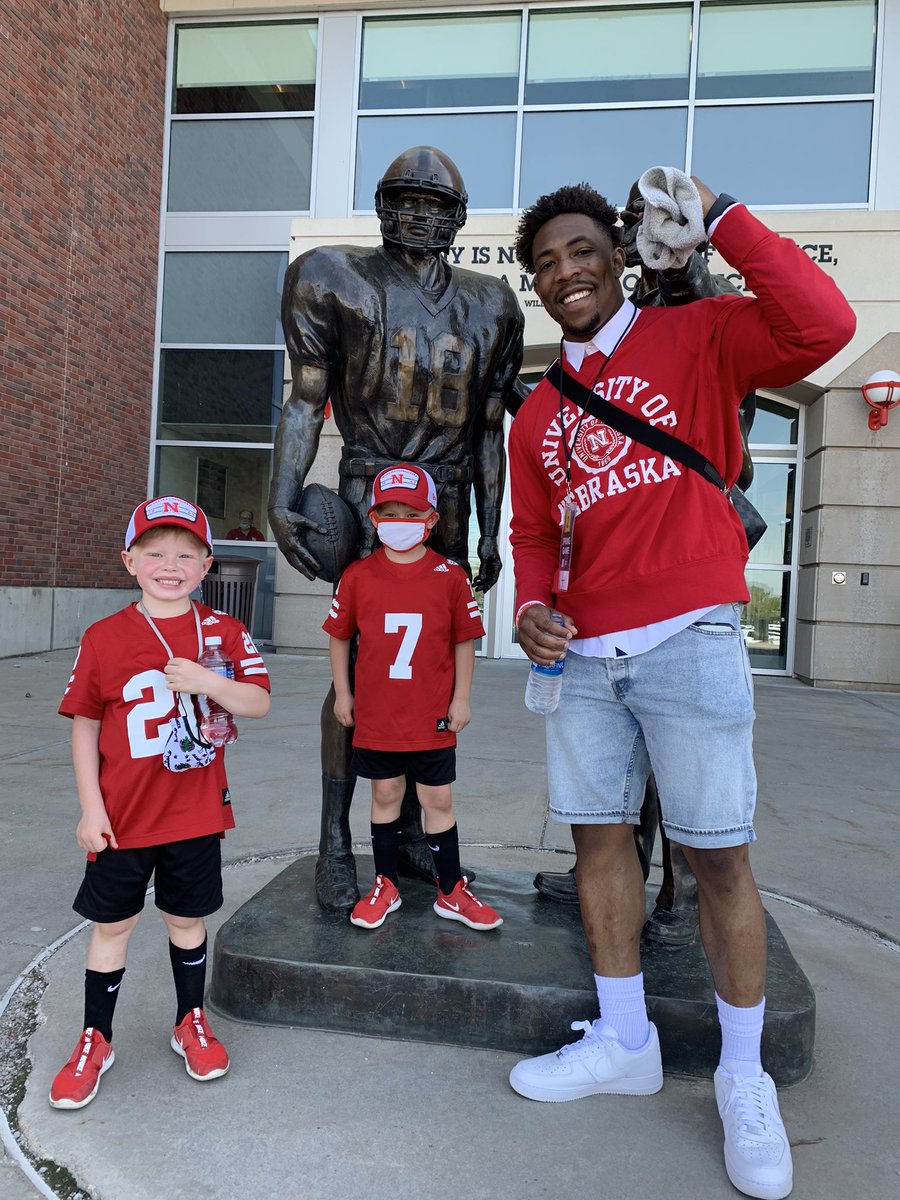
3, 0, 899, 688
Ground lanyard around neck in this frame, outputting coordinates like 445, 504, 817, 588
137, 601, 203, 660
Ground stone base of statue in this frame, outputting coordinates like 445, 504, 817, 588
210, 856, 814, 1085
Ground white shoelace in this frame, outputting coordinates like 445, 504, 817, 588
724, 1074, 781, 1141
558, 1019, 609, 1058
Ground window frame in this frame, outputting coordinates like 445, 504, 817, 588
349, 0, 882, 215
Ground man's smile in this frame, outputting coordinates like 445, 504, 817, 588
562, 288, 592, 305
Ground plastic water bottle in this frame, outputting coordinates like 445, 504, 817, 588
198, 637, 238, 746
524, 615, 567, 715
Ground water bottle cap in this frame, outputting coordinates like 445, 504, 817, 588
204, 636, 223, 646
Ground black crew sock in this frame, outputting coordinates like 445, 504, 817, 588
169, 936, 208, 1025
83, 967, 125, 1044
429, 824, 462, 896
371, 818, 401, 886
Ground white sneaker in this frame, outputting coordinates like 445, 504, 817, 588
509, 1020, 663, 1102
715, 1066, 793, 1199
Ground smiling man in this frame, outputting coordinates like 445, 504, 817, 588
506, 179, 856, 1200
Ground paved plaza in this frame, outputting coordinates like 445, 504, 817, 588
1, 650, 898, 1199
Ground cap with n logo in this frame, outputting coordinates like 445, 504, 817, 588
125, 496, 213, 551
369, 465, 437, 514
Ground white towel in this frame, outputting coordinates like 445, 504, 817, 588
636, 166, 706, 271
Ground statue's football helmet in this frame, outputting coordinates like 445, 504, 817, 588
375, 146, 468, 253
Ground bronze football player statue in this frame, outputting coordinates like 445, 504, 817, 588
269, 146, 524, 911
532, 179, 758, 949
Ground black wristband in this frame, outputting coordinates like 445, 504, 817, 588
703, 192, 739, 233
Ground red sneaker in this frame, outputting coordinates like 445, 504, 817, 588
350, 875, 401, 929
171, 1008, 230, 1081
49, 1027, 114, 1109
434, 877, 503, 931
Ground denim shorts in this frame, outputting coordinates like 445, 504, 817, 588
545, 603, 757, 848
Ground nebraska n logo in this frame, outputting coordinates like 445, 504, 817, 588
572, 418, 630, 475
381, 467, 419, 491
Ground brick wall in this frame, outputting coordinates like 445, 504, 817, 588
0, 1, 168, 589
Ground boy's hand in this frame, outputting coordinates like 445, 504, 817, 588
448, 697, 471, 734
333, 693, 355, 728
76, 810, 118, 853
164, 657, 212, 695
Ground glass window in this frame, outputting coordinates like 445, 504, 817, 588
743, 568, 789, 670
355, 115, 517, 210
691, 102, 871, 204
156, 445, 274, 543
158, 350, 284, 443
697, 0, 876, 99
168, 119, 313, 212
744, 463, 795, 566
749, 397, 799, 446
359, 14, 520, 109
174, 21, 317, 114
525, 6, 692, 104
161, 252, 287, 345
520, 109, 688, 208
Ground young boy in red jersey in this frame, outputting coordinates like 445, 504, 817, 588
324, 465, 502, 933
50, 496, 271, 1110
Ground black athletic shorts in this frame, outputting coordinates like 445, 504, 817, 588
351, 746, 456, 787
73, 834, 224, 924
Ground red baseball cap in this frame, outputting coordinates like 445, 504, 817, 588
125, 496, 214, 552
369, 465, 438, 514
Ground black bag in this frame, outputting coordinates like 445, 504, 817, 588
545, 361, 767, 551
728, 485, 767, 551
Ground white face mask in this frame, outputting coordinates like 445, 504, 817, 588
239, 522, 251, 532
376, 519, 428, 552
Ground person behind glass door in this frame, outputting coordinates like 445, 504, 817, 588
226, 510, 265, 541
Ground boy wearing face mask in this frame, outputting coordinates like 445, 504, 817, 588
324, 465, 502, 933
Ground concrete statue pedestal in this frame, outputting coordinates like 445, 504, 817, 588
210, 856, 814, 1084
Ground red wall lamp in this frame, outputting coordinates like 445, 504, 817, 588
861, 370, 900, 430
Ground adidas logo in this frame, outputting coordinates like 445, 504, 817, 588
434, 563, 449, 572
201, 616, 220, 625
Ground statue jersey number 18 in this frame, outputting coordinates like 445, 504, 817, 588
282, 244, 523, 463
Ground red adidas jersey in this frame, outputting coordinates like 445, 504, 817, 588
322, 548, 485, 751
59, 602, 270, 849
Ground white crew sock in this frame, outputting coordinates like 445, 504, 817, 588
594, 972, 651, 1050
717, 992, 765, 1077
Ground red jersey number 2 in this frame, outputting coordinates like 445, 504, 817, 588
384, 613, 422, 679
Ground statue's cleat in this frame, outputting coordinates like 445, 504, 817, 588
641, 905, 698, 950
395, 835, 437, 883
315, 852, 359, 912
397, 835, 476, 885
533, 866, 579, 904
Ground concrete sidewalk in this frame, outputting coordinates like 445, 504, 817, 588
1, 651, 899, 1199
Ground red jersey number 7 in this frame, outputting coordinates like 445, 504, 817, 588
384, 613, 423, 680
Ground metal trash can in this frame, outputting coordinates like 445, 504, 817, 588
202, 556, 261, 632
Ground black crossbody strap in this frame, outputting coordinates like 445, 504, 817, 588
545, 360, 729, 493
